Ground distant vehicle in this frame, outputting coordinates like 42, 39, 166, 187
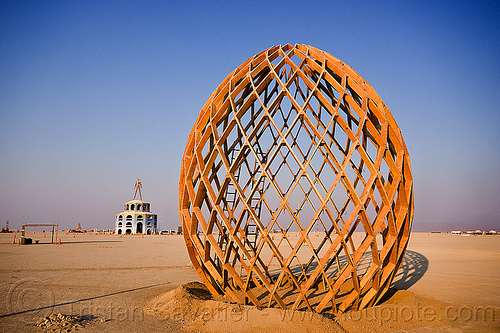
160, 230, 169, 235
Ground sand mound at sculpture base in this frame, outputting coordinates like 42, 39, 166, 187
145, 282, 345, 332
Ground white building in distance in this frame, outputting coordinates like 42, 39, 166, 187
115, 179, 158, 235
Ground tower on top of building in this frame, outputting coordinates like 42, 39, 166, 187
133, 179, 143, 200
115, 179, 158, 235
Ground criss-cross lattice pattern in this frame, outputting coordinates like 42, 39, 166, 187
179, 44, 413, 314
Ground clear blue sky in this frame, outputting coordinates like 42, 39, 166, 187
1, 1, 499, 232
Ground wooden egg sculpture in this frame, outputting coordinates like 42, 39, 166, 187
179, 44, 413, 314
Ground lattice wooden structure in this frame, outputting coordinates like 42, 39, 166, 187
179, 44, 413, 314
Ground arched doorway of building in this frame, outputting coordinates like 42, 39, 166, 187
117, 229, 122, 234
136, 222, 143, 234
126, 229, 132, 235
147, 229, 151, 235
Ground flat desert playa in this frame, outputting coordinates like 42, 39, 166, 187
0, 232, 498, 332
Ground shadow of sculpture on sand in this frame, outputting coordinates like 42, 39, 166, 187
392, 250, 429, 290
377, 250, 429, 304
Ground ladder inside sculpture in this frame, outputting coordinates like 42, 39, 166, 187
221, 145, 265, 255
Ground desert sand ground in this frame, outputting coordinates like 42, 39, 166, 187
0, 231, 498, 332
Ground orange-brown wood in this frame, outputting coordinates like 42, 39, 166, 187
179, 44, 414, 314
